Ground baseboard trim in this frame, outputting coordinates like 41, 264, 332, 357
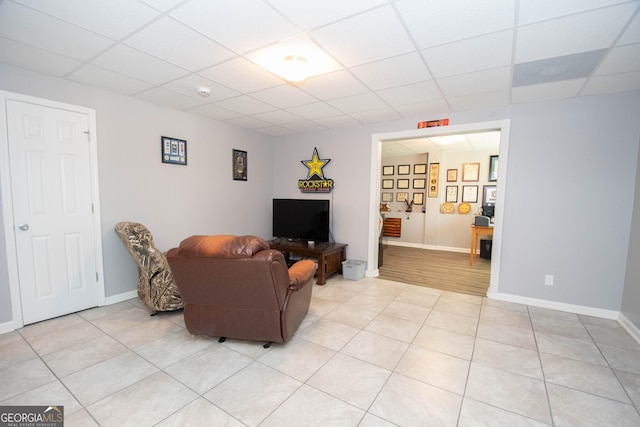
618, 313, 640, 345
487, 291, 620, 320
383, 241, 468, 253
105, 290, 137, 305
0, 320, 16, 335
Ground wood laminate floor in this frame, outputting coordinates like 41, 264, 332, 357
378, 244, 491, 297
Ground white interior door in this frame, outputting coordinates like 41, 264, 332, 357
7, 99, 100, 325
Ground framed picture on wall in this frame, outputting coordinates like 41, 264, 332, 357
414, 164, 427, 174
398, 164, 410, 175
396, 192, 409, 202
397, 179, 410, 189
413, 192, 424, 205
381, 192, 393, 202
428, 163, 439, 198
462, 185, 479, 203
413, 178, 426, 189
161, 136, 187, 165
383, 165, 394, 176
447, 169, 458, 182
446, 186, 458, 203
489, 155, 499, 182
483, 185, 497, 205
382, 179, 394, 189
462, 163, 480, 182
232, 149, 247, 181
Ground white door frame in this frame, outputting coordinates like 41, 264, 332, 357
368, 119, 511, 295
0, 91, 105, 330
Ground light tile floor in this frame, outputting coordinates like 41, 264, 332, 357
2, 276, 640, 426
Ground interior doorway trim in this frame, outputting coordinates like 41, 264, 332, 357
368, 119, 511, 295
0, 91, 106, 330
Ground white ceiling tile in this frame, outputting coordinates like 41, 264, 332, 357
326, 92, 388, 113
198, 57, 283, 93
267, 0, 388, 30
467, 131, 501, 151
349, 52, 431, 90
515, 3, 637, 63
171, 0, 298, 53
311, 5, 415, 67
595, 43, 640, 75
91, 44, 189, 85
396, 0, 516, 49
13, 0, 160, 39
256, 125, 297, 136
0, 37, 82, 77
215, 95, 278, 115
225, 115, 273, 130
518, 0, 631, 25
124, 17, 235, 71
184, 104, 243, 121
251, 85, 319, 109
162, 75, 240, 102
438, 67, 511, 98
301, 70, 369, 100
0, 2, 114, 60
422, 30, 514, 78
134, 87, 206, 110
253, 109, 304, 125
581, 71, 640, 95
286, 102, 343, 120
376, 81, 442, 106
350, 107, 402, 124
313, 115, 360, 129
283, 120, 327, 133
511, 79, 585, 103
67, 64, 154, 95
138, 0, 185, 12
393, 100, 451, 119
447, 90, 510, 111
618, 11, 640, 45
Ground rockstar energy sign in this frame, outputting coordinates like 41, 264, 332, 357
299, 147, 334, 193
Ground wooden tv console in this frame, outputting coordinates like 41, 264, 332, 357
268, 240, 347, 285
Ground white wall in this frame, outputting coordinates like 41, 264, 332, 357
621, 135, 640, 326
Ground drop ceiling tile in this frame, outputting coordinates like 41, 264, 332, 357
134, 87, 206, 110
393, 100, 451, 119
350, 107, 402, 124
511, 78, 585, 104
253, 109, 304, 125
0, 37, 82, 77
396, 0, 516, 49
184, 104, 243, 121
467, 131, 501, 151
91, 44, 189, 85
515, 3, 637, 63
0, 2, 114, 60
326, 92, 388, 113
13, 0, 160, 39
513, 50, 606, 86
256, 125, 297, 136
215, 95, 278, 115
618, 11, 640, 45
310, 5, 415, 67
162, 75, 240, 102
283, 120, 327, 133
581, 70, 640, 95
251, 85, 319, 109
300, 70, 369, 100
518, 0, 630, 25
139, 0, 185, 12
124, 17, 235, 72
349, 53, 431, 90
422, 30, 513, 78
595, 43, 640, 75
198, 57, 283, 93
376, 81, 442, 106
313, 115, 362, 129
438, 67, 511, 98
225, 115, 274, 130
447, 89, 510, 111
67, 64, 154, 95
171, 0, 298, 54
268, 0, 388, 30
286, 102, 344, 120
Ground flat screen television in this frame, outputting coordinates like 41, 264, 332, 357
272, 198, 330, 242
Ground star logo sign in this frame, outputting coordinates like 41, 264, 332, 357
302, 147, 330, 179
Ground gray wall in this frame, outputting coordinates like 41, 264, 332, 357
622, 136, 640, 326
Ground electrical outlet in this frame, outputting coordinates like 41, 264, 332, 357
544, 274, 554, 286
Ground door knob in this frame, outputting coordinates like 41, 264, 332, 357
18, 223, 29, 231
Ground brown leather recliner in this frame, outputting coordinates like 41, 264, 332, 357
166, 235, 316, 345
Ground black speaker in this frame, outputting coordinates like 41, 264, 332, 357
480, 239, 492, 259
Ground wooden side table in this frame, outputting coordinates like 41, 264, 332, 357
470, 225, 494, 265
268, 240, 348, 285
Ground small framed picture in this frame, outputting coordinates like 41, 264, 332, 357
397, 179, 410, 189
413, 178, 426, 189
161, 136, 187, 165
413, 164, 427, 174
232, 149, 247, 181
413, 192, 424, 205
396, 192, 409, 202
462, 185, 479, 203
462, 163, 480, 182
382, 179, 394, 189
447, 169, 458, 182
446, 186, 458, 203
381, 192, 393, 202
398, 164, 410, 175
483, 185, 497, 205
489, 155, 499, 182
383, 165, 394, 176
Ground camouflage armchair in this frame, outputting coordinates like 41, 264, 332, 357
114, 222, 184, 315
